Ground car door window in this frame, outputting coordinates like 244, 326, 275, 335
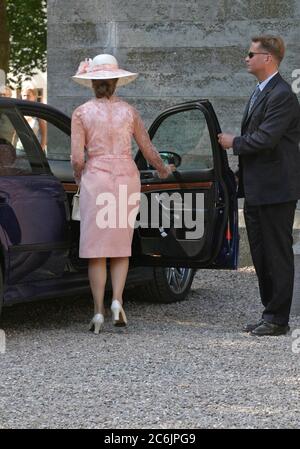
150, 109, 213, 170
18, 110, 70, 161
0, 111, 32, 175
17, 111, 70, 161
46, 121, 70, 160
16, 106, 74, 181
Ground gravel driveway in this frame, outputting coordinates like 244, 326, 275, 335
0, 267, 300, 429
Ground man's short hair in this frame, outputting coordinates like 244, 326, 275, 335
251, 35, 285, 64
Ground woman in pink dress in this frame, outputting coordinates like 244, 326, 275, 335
71, 54, 175, 334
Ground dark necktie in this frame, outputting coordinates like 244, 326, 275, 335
247, 85, 261, 116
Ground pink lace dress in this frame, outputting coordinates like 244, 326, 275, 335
71, 96, 171, 258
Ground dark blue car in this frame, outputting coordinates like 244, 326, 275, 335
0, 97, 238, 317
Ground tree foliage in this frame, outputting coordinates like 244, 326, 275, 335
0, 0, 10, 74
6, 0, 47, 87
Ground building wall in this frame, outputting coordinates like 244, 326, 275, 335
47, 0, 300, 165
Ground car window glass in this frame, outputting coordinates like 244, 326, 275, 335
0, 111, 32, 175
19, 112, 70, 161
151, 109, 213, 170
46, 121, 70, 160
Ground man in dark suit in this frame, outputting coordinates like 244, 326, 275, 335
218, 35, 300, 336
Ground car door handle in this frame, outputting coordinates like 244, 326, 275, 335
140, 171, 159, 180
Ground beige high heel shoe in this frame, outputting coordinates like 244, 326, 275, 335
111, 300, 127, 326
89, 313, 104, 334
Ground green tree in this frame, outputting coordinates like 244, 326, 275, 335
0, 0, 10, 75
1, 0, 47, 87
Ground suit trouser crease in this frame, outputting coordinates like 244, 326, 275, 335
243, 201, 296, 325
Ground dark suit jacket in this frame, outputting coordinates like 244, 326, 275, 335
233, 73, 300, 205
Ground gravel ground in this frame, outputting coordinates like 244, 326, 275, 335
0, 267, 300, 429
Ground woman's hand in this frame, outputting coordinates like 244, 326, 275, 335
168, 163, 176, 172
157, 163, 176, 179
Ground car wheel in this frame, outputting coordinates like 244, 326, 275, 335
138, 266, 196, 304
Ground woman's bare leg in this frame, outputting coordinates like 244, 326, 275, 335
88, 258, 107, 314
109, 257, 129, 304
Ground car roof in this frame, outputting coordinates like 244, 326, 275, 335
0, 97, 70, 120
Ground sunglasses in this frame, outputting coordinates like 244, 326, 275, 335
247, 51, 270, 59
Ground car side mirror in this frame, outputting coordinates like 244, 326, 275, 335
158, 151, 181, 168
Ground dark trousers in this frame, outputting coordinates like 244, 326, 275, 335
243, 200, 297, 325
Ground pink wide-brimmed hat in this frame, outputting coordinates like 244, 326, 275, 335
72, 54, 138, 88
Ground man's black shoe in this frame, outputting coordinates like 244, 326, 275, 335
250, 321, 290, 336
243, 319, 264, 333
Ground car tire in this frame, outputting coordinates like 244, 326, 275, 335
138, 266, 196, 304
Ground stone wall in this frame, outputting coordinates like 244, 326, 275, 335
48, 0, 300, 161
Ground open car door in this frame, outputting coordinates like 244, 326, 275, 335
132, 100, 238, 269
